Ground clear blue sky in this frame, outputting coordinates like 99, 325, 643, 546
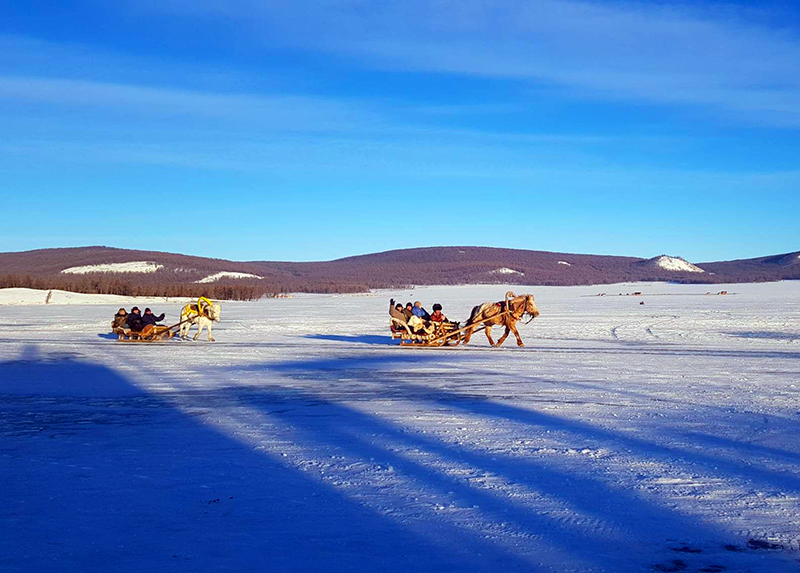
1, 0, 798, 262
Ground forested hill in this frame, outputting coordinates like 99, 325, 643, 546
0, 246, 797, 300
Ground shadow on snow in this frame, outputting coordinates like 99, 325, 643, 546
2, 348, 797, 572
0, 349, 528, 572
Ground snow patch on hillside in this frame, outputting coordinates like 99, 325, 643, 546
558, 261, 572, 266
61, 261, 163, 274
489, 267, 524, 276
654, 256, 705, 273
196, 271, 263, 284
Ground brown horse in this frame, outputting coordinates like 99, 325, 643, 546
462, 291, 540, 347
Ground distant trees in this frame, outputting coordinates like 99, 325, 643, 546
0, 274, 273, 301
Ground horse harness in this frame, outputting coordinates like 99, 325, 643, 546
185, 296, 214, 319
494, 298, 525, 321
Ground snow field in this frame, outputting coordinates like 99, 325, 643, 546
1, 282, 799, 572
0, 287, 188, 306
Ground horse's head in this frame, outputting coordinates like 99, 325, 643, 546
524, 294, 540, 319
208, 304, 222, 322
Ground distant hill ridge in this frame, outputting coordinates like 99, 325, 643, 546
0, 245, 797, 300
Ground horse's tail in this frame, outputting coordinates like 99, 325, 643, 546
467, 304, 483, 325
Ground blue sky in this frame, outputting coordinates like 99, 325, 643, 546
1, 0, 798, 262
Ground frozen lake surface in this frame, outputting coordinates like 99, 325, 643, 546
1, 282, 799, 572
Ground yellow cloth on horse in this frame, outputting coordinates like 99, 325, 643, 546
186, 297, 214, 318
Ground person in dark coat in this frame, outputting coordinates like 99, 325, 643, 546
142, 308, 166, 327
403, 302, 414, 321
127, 307, 145, 332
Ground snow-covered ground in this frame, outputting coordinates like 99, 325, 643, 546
1, 282, 799, 572
61, 261, 163, 274
0, 287, 188, 306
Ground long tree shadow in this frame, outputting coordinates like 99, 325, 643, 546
304, 333, 396, 345
264, 354, 800, 493
214, 380, 798, 572
725, 331, 800, 342
0, 350, 546, 572
530, 344, 800, 360
681, 432, 800, 465
217, 352, 800, 570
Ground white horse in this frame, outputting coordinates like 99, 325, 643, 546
179, 298, 222, 341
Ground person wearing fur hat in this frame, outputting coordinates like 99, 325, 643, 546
112, 308, 128, 330
429, 303, 448, 323
111, 308, 130, 338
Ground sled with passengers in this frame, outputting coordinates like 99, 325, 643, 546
113, 297, 222, 342
390, 291, 540, 348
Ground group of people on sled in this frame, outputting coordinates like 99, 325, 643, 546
112, 307, 166, 338
389, 298, 454, 335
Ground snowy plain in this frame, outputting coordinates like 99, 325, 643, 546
1, 282, 799, 572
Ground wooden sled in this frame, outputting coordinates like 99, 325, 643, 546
115, 323, 180, 343
391, 318, 463, 347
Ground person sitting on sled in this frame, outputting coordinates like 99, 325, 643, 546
389, 299, 408, 332
429, 303, 447, 323
142, 308, 166, 327
127, 307, 145, 332
112, 308, 128, 330
411, 301, 430, 320
111, 308, 131, 339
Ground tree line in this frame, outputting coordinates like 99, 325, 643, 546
0, 274, 368, 301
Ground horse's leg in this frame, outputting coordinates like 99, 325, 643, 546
510, 322, 524, 347
193, 321, 203, 340
496, 325, 511, 347
207, 321, 215, 342
181, 315, 194, 340
462, 325, 473, 345
484, 325, 496, 347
